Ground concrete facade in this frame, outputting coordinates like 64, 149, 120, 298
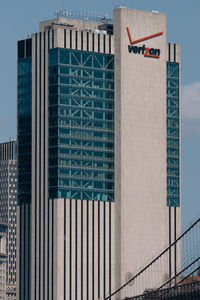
0, 223, 7, 300
115, 7, 166, 291
17, 7, 181, 300
0, 141, 17, 300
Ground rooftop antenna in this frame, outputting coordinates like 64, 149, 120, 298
53, 9, 113, 23
98, 15, 112, 24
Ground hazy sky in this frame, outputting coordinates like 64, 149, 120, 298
0, 0, 200, 229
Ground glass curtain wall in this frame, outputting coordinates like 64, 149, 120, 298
166, 62, 180, 207
48, 48, 114, 201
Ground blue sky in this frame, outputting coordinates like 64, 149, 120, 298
0, 0, 200, 229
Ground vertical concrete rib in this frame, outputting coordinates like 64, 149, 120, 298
94, 201, 99, 300
109, 202, 112, 296
31, 33, 36, 300
48, 199, 52, 300
98, 201, 100, 298
89, 201, 93, 300
56, 199, 64, 299
75, 199, 78, 300
77, 199, 81, 300
92, 201, 95, 300
82, 200, 87, 300
77, 31, 81, 50
100, 202, 104, 298
40, 31, 44, 300
25, 205, 29, 299
53, 200, 57, 299
111, 202, 115, 294
66, 30, 70, 49
82, 31, 87, 51
100, 34, 104, 53
16, 206, 20, 300
35, 31, 40, 300
65, 199, 70, 300
44, 29, 49, 300
71, 200, 75, 300
64, 199, 66, 300
80, 200, 83, 300
103, 202, 106, 298
20, 205, 24, 298
89, 32, 93, 52
105, 201, 110, 298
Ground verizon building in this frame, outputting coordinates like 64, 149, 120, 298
17, 7, 180, 300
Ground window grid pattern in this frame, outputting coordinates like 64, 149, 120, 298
17, 57, 32, 204
0, 159, 17, 290
0, 225, 7, 300
166, 62, 180, 207
48, 48, 114, 201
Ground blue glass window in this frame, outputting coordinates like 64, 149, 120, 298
48, 48, 114, 201
17, 57, 32, 204
166, 62, 180, 207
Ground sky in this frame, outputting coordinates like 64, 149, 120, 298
0, 0, 200, 230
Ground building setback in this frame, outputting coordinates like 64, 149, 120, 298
17, 7, 181, 300
0, 141, 17, 299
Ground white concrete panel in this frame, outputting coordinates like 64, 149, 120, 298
65, 199, 70, 300
100, 201, 104, 298
82, 31, 87, 51
105, 35, 110, 54
77, 31, 81, 50
66, 30, 71, 49
31, 34, 36, 300
94, 201, 99, 300
114, 7, 169, 293
88, 201, 93, 300
111, 35, 114, 54
77, 199, 82, 300
170, 43, 175, 61
48, 199, 53, 300
88, 32, 93, 52
105, 202, 110, 298
99, 34, 104, 53
71, 30, 75, 50
53, 200, 58, 299
111, 202, 116, 293
71, 199, 76, 300
93, 33, 98, 52
16, 206, 20, 300
82, 200, 87, 300
36, 32, 40, 300
49, 30, 53, 49
44, 29, 49, 300
56, 199, 65, 299
56, 28, 64, 48
176, 44, 181, 63
40, 31, 44, 300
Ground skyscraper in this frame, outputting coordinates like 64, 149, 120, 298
0, 140, 17, 299
17, 7, 180, 300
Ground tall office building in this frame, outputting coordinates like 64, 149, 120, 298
0, 141, 17, 299
17, 7, 180, 300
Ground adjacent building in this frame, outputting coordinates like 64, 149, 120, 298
0, 141, 17, 299
17, 7, 181, 300
0, 223, 7, 300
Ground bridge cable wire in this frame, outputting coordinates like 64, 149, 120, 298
105, 217, 200, 300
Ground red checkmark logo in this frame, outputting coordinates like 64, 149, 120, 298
126, 27, 163, 45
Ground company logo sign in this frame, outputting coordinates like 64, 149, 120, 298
126, 27, 163, 59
